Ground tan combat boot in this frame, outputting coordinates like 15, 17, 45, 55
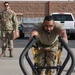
9, 50, 13, 57
0, 49, 6, 57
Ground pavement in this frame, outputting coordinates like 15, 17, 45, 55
0, 47, 75, 75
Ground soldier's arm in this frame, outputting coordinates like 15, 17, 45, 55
0, 12, 2, 30
29, 30, 38, 41
12, 13, 19, 31
59, 29, 68, 43
56, 22, 68, 43
12, 12, 19, 36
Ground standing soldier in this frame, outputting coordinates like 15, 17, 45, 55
0, 2, 18, 57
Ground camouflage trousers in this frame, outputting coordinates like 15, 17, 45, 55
1, 31, 13, 51
33, 47, 58, 75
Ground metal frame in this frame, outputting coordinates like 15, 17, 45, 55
19, 36, 75, 75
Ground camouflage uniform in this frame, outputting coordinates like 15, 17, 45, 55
0, 10, 18, 57
32, 22, 64, 75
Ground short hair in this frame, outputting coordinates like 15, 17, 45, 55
4, 2, 10, 5
44, 15, 54, 21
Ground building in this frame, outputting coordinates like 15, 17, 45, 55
0, 1, 75, 22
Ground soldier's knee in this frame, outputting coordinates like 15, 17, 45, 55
1, 46, 6, 50
46, 69, 56, 75
39, 69, 45, 75
8, 48, 13, 51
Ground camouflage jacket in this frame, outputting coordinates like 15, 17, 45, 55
0, 9, 18, 31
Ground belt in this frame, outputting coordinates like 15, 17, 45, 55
38, 39, 59, 48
